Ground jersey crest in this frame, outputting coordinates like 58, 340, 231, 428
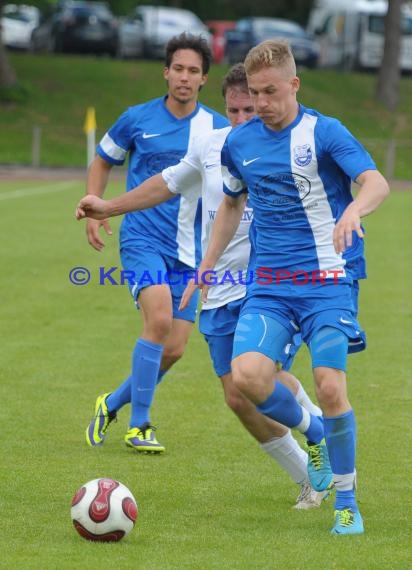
293, 144, 312, 167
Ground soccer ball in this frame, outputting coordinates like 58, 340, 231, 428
71, 478, 138, 542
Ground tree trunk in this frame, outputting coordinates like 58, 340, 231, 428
0, 0, 18, 89
376, 0, 402, 111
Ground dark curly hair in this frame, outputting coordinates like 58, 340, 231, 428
165, 32, 212, 75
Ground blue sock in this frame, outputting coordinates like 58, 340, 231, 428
106, 376, 132, 412
130, 338, 163, 428
257, 381, 324, 443
324, 410, 357, 511
156, 369, 167, 385
335, 489, 357, 512
107, 368, 166, 412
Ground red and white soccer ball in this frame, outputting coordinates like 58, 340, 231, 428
71, 478, 138, 542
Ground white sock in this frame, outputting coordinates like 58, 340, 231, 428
296, 407, 311, 433
295, 380, 322, 416
261, 430, 308, 484
333, 472, 357, 491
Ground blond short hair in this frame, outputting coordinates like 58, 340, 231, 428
244, 39, 296, 77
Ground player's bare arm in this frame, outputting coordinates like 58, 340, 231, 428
203, 193, 247, 267
85, 155, 114, 251
87, 155, 113, 198
77, 173, 174, 221
333, 169, 390, 253
179, 193, 246, 310
76, 195, 111, 221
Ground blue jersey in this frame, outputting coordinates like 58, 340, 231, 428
222, 104, 375, 293
97, 96, 228, 267
248, 222, 367, 281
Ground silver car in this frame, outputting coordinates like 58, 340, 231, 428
118, 5, 211, 60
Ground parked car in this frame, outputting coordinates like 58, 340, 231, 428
30, 0, 119, 56
117, 10, 144, 59
118, 5, 211, 60
206, 19, 236, 63
1, 3, 40, 50
307, 0, 412, 72
224, 17, 320, 68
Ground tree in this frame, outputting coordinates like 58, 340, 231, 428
376, 0, 403, 110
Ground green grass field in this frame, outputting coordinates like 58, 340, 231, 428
0, 178, 411, 569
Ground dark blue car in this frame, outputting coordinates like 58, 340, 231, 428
31, 1, 119, 56
225, 17, 320, 68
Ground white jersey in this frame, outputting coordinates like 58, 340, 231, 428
162, 127, 252, 309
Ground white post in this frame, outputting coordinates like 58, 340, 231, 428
31, 125, 41, 167
384, 139, 396, 180
86, 129, 96, 168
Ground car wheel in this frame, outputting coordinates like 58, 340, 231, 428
28, 33, 37, 53
116, 42, 126, 59
142, 41, 154, 60
48, 34, 63, 53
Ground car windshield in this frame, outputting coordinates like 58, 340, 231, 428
2, 8, 37, 23
72, 6, 112, 17
369, 13, 412, 36
159, 14, 202, 28
254, 19, 307, 39
4, 12, 31, 23
62, 1, 113, 18
141, 7, 203, 29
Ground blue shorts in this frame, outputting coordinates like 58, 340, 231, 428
199, 299, 243, 336
203, 333, 234, 377
200, 298, 293, 377
199, 299, 242, 377
120, 242, 199, 322
281, 278, 361, 370
281, 333, 302, 371
351, 280, 360, 313
234, 282, 366, 364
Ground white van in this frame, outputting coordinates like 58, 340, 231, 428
307, 0, 412, 71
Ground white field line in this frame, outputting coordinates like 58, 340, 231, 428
0, 181, 76, 201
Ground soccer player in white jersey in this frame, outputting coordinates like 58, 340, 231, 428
77, 63, 329, 509
83, 33, 228, 453
181, 40, 389, 535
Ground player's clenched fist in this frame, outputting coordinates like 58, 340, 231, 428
76, 195, 109, 220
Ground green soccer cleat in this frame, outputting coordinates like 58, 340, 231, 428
331, 508, 364, 535
125, 424, 165, 454
85, 393, 117, 447
306, 438, 333, 491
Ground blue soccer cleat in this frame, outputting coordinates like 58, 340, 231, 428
331, 508, 364, 535
85, 393, 117, 447
306, 438, 333, 491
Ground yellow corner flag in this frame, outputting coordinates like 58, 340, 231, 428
83, 106, 96, 134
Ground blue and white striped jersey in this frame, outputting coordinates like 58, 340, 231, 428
97, 96, 228, 268
221, 104, 375, 290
